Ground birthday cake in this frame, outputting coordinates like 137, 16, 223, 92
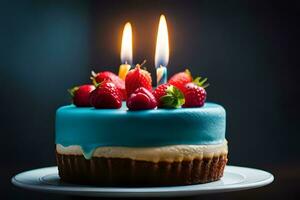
55, 66, 228, 186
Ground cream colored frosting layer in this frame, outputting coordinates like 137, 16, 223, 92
57, 140, 228, 162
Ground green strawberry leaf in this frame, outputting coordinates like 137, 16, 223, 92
160, 95, 175, 107
160, 85, 185, 108
193, 76, 209, 88
68, 86, 79, 97
185, 69, 191, 77
90, 71, 100, 87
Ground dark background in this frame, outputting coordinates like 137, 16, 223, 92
1, 0, 299, 199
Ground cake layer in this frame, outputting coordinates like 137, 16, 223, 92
56, 153, 228, 186
57, 140, 228, 161
56, 102, 226, 158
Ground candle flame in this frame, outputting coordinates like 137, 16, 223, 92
155, 15, 169, 68
121, 22, 132, 65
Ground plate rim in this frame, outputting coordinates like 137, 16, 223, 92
11, 165, 274, 197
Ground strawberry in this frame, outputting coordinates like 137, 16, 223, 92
168, 69, 193, 93
125, 62, 152, 97
127, 87, 157, 110
68, 84, 95, 107
89, 81, 122, 109
153, 84, 184, 108
182, 82, 207, 108
91, 71, 126, 100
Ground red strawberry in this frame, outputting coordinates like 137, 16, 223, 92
153, 84, 184, 108
182, 83, 207, 108
91, 71, 126, 100
89, 81, 122, 109
125, 63, 152, 97
68, 84, 95, 107
127, 87, 157, 110
168, 69, 193, 93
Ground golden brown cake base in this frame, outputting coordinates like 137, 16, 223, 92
56, 152, 228, 186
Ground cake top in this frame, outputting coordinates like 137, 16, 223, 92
58, 65, 226, 159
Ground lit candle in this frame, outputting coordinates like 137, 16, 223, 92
118, 22, 132, 80
155, 15, 169, 86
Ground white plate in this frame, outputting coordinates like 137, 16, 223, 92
11, 166, 273, 197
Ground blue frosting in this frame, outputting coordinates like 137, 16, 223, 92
55, 102, 226, 159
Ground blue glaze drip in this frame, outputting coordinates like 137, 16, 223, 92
55, 102, 226, 159
80, 145, 97, 159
